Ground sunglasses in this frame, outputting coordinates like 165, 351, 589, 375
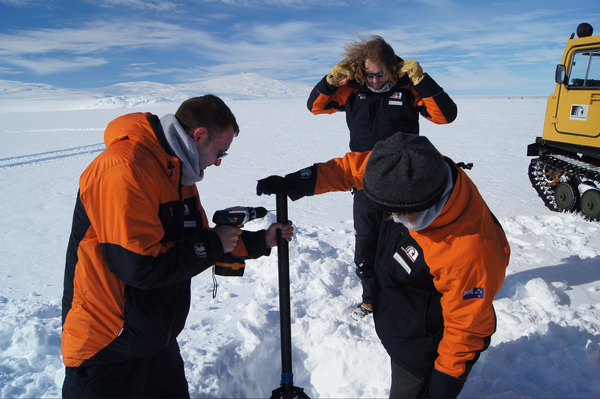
207, 130, 228, 159
366, 72, 384, 79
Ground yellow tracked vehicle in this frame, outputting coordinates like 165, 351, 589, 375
528, 23, 600, 220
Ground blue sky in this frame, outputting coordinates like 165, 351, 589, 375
0, 0, 599, 95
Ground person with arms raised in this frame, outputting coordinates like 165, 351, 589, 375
307, 36, 457, 319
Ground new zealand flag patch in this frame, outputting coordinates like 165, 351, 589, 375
463, 288, 484, 300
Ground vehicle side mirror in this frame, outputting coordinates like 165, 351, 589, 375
555, 64, 566, 84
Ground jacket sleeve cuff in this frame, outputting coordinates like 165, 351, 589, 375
315, 75, 338, 96
195, 229, 225, 265
239, 230, 271, 259
427, 368, 466, 398
285, 164, 318, 201
412, 74, 444, 98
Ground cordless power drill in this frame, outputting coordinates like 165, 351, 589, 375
212, 206, 268, 276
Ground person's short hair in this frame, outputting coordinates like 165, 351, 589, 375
343, 35, 401, 86
175, 94, 240, 137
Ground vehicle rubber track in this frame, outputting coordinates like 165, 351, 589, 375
529, 152, 600, 220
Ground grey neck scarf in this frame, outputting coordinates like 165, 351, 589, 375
160, 114, 203, 186
367, 81, 393, 93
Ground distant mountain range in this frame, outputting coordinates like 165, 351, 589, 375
0, 73, 312, 112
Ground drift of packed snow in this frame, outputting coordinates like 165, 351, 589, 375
0, 75, 599, 398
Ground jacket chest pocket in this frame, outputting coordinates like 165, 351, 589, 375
345, 95, 372, 128
385, 246, 420, 284
181, 197, 202, 239
386, 90, 418, 120
158, 201, 184, 242
382, 226, 431, 287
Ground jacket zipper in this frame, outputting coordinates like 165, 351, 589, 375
383, 225, 403, 271
380, 94, 387, 124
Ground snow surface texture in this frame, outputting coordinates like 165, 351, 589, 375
0, 76, 599, 398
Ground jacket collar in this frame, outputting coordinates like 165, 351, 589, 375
427, 159, 469, 229
103, 112, 181, 181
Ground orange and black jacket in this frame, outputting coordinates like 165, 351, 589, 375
307, 73, 458, 152
287, 152, 510, 398
62, 112, 269, 367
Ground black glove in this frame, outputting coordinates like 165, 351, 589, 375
427, 368, 466, 398
257, 165, 317, 201
257, 175, 288, 196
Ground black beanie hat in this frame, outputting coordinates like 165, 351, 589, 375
363, 133, 447, 213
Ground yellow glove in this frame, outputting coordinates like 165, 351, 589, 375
398, 59, 424, 85
326, 61, 355, 86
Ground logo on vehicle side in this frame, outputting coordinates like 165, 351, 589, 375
570, 104, 588, 121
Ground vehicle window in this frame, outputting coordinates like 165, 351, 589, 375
568, 50, 600, 88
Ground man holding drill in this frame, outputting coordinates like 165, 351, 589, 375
61, 94, 293, 398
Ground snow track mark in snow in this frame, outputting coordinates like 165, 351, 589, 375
0, 143, 104, 169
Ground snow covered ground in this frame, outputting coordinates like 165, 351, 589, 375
1, 77, 599, 398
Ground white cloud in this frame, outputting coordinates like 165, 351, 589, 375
0, 65, 22, 74
0, 0, 37, 5
4, 56, 108, 75
0, 21, 212, 56
83, 0, 181, 12
200, 0, 368, 9
0, 17, 338, 80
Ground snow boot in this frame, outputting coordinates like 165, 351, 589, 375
351, 303, 373, 320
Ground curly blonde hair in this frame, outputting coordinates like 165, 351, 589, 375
343, 35, 401, 86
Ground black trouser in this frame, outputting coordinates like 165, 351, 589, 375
62, 340, 189, 398
390, 359, 429, 398
353, 189, 383, 306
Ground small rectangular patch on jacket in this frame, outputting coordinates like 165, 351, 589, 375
393, 252, 412, 275
389, 100, 403, 106
463, 288, 484, 300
